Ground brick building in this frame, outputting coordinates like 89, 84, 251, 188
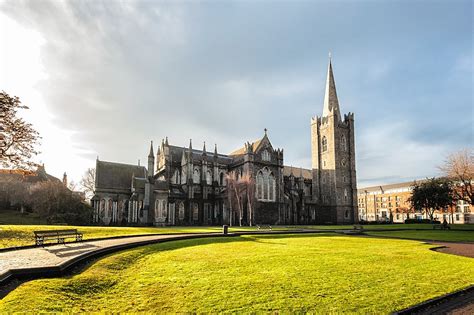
357, 181, 473, 224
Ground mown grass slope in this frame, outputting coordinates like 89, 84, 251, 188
1, 234, 473, 313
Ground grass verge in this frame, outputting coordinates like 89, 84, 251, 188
0, 234, 472, 313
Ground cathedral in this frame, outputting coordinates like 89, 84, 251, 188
92, 58, 358, 226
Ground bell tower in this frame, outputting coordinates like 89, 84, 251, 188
311, 55, 358, 224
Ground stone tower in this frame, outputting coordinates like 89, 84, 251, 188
311, 56, 358, 224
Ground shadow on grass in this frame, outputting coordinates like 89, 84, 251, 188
73, 233, 342, 276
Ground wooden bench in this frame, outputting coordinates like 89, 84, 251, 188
256, 225, 272, 231
34, 229, 83, 247
433, 224, 450, 230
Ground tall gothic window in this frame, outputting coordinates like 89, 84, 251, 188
172, 169, 180, 184
262, 150, 271, 161
193, 168, 200, 183
256, 168, 276, 202
322, 136, 328, 152
219, 172, 225, 186
206, 170, 212, 185
341, 135, 347, 151
257, 172, 263, 200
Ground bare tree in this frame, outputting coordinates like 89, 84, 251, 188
80, 167, 96, 200
28, 181, 92, 224
439, 149, 474, 205
226, 173, 256, 226
0, 91, 40, 169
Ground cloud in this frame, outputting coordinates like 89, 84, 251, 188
0, 0, 472, 186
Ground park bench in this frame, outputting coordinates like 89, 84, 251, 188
353, 225, 364, 231
34, 229, 83, 247
433, 224, 450, 230
256, 225, 272, 231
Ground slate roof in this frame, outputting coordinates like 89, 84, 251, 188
168, 145, 234, 165
229, 138, 263, 156
283, 166, 312, 180
357, 180, 424, 194
96, 160, 146, 190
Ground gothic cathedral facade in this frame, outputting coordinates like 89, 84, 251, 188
92, 58, 358, 226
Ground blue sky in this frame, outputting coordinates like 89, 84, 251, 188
0, 0, 472, 187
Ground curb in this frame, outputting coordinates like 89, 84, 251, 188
393, 284, 474, 314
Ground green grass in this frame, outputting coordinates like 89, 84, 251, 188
1, 234, 473, 313
0, 225, 295, 249
298, 224, 474, 231
1, 222, 473, 249
365, 230, 474, 242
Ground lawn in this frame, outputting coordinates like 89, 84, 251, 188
1, 234, 473, 313
0, 225, 296, 249
1, 223, 472, 249
365, 230, 474, 242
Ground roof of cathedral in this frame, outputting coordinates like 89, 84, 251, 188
229, 138, 263, 156
96, 160, 146, 190
167, 145, 233, 164
283, 166, 312, 180
322, 55, 341, 121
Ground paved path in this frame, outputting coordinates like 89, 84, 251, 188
431, 242, 474, 258
0, 233, 222, 284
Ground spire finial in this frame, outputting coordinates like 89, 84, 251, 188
214, 143, 218, 156
328, 51, 332, 61
148, 140, 154, 157
165, 136, 169, 146
322, 53, 341, 120
264, 128, 267, 136
203, 141, 207, 155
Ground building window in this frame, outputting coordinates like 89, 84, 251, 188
262, 150, 271, 161
341, 159, 346, 167
219, 172, 225, 186
206, 170, 212, 185
256, 168, 276, 202
193, 168, 200, 183
192, 203, 199, 221
172, 169, 180, 184
456, 214, 460, 221
178, 202, 185, 220
341, 135, 347, 151
322, 136, 328, 152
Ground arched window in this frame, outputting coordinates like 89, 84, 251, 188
172, 169, 180, 184
341, 135, 347, 151
107, 200, 113, 217
256, 168, 276, 202
322, 136, 328, 152
257, 172, 263, 200
193, 168, 200, 183
344, 189, 348, 202
262, 150, 271, 161
219, 172, 224, 186
206, 170, 212, 185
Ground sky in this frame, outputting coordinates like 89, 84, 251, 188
0, 0, 472, 188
